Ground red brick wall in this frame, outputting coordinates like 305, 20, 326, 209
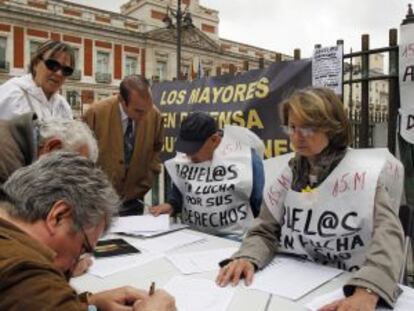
95, 40, 112, 49
28, 0, 47, 10
27, 28, 48, 38
0, 23, 11, 32
95, 15, 111, 24
114, 44, 122, 80
201, 24, 215, 33
63, 8, 82, 17
140, 48, 146, 77
124, 46, 140, 54
51, 32, 61, 41
81, 90, 94, 104
84, 38, 93, 76
63, 34, 82, 44
151, 10, 166, 21
13, 26, 24, 68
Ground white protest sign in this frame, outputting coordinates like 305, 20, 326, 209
399, 21, 414, 143
312, 45, 343, 95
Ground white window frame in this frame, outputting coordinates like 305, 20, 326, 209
124, 54, 139, 77
95, 50, 111, 74
0, 36, 7, 70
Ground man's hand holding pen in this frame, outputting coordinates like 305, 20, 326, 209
132, 282, 176, 311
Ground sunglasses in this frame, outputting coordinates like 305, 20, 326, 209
42, 58, 74, 77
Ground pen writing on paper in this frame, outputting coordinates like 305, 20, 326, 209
149, 282, 155, 296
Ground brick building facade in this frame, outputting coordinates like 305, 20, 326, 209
0, 0, 289, 117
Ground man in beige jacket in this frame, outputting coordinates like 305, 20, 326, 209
84, 75, 164, 216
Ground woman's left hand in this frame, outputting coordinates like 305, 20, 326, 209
318, 287, 379, 311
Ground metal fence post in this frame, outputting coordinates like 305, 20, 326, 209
388, 28, 399, 154
360, 34, 370, 147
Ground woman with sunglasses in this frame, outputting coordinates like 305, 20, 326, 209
216, 87, 405, 311
0, 40, 74, 120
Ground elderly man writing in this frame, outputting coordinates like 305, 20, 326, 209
150, 111, 265, 241
0, 152, 176, 311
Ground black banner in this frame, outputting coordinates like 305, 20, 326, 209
152, 59, 312, 161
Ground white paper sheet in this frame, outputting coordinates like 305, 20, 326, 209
110, 215, 170, 233
163, 276, 235, 311
249, 256, 343, 300
134, 231, 206, 253
122, 223, 189, 238
167, 247, 238, 274
88, 252, 163, 278
306, 285, 414, 311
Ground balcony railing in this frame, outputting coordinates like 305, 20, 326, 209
95, 72, 112, 83
0, 61, 10, 73
68, 69, 81, 81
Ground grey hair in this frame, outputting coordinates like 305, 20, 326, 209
37, 118, 98, 162
2, 152, 120, 232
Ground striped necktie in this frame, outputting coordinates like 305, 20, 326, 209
124, 118, 135, 166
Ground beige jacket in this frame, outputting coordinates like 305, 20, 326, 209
232, 185, 404, 307
0, 217, 85, 310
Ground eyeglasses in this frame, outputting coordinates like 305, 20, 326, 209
79, 224, 94, 255
281, 125, 316, 137
42, 58, 74, 77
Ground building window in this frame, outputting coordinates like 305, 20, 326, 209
30, 41, 42, 59
96, 51, 110, 74
125, 56, 137, 76
72, 47, 80, 70
66, 90, 80, 110
181, 64, 190, 80
203, 67, 211, 77
156, 61, 167, 81
67, 47, 82, 80
0, 37, 7, 70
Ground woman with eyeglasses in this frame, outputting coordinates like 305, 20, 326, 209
216, 87, 404, 311
0, 40, 74, 120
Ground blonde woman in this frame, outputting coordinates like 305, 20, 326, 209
216, 87, 404, 311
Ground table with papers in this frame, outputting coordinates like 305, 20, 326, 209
71, 216, 414, 311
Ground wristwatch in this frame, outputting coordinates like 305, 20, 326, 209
78, 291, 92, 304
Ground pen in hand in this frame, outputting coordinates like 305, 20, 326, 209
149, 281, 155, 296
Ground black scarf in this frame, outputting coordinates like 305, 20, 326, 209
289, 145, 348, 192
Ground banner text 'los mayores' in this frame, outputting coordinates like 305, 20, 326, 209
151, 59, 312, 160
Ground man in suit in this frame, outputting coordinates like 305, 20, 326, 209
83, 75, 164, 216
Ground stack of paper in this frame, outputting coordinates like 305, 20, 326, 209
163, 276, 235, 311
135, 231, 206, 253
249, 256, 343, 300
120, 223, 189, 238
88, 252, 164, 278
110, 215, 170, 233
167, 247, 238, 274
306, 285, 414, 311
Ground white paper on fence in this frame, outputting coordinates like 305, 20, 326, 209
167, 247, 238, 274
306, 285, 414, 311
88, 252, 163, 278
248, 256, 343, 300
163, 276, 235, 311
110, 215, 170, 233
127, 223, 189, 238
134, 231, 205, 253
